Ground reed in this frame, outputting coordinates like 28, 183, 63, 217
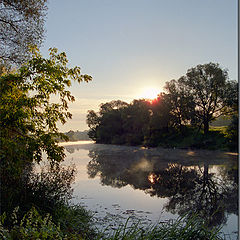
96, 214, 224, 240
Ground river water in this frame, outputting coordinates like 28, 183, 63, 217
61, 141, 238, 238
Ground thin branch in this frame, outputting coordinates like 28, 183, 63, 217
0, 18, 19, 33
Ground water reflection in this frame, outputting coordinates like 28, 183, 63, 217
86, 145, 238, 228
147, 163, 238, 227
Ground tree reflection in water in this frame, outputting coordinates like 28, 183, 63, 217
150, 163, 238, 227
87, 148, 238, 228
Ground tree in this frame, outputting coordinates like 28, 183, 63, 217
164, 79, 196, 132
121, 99, 151, 145
99, 100, 129, 115
86, 110, 100, 141
98, 109, 124, 144
178, 63, 236, 134
86, 100, 129, 144
0, 0, 47, 65
0, 48, 92, 213
87, 99, 152, 145
142, 94, 172, 146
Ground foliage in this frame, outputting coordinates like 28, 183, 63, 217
27, 164, 76, 214
0, 44, 94, 234
0, 208, 225, 240
87, 99, 152, 145
225, 114, 238, 151
164, 80, 196, 132
175, 63, 237, 134
0, 48, 91, 214
87, 100, 129, 144
86, 100, 234, 150
87, 63, 237, 150
55, 204, 96, 239
122, 99, 151, 145
0, 0, 48, 65
0, 206, 95, 240
0, 207, 63, 239
0, 162, 77, 228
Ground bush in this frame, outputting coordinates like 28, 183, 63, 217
54, 204, 96, 239
0, 205, 96, 240
225, 115, 238, 151
1, 163, 76, 221
0, 207, 63, 240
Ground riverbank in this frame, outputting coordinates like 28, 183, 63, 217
2, 141, 237, 239
1, 206, 227, 240
62, 140, 238, 164
87, 123, 237, 152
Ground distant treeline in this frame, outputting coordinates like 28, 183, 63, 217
210, 116, 231, 127
63, 130, 90, 141
87, 63, 238, 151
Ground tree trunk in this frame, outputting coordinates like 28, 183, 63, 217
204, 120, 209, 135
203, 164, 209, 181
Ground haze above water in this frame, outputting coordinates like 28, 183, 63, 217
61, 141, 238, 238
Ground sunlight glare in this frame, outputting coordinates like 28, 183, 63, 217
138, 87, 160, 100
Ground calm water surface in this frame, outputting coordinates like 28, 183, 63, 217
61, 141, 238, 238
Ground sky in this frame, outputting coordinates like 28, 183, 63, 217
41, 0, 238, 132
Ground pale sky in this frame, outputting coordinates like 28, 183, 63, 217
41, 0, 237, 132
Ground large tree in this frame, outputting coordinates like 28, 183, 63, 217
164, 79, 196, 132
0, 0, 47, 65
0, 48, 92, 213
121, 99, 151, 145
87, 100, 129, 144
86, 99, 151, 145
177, 63, 237, 134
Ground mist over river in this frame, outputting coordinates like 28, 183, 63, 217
61, 141, 238, 238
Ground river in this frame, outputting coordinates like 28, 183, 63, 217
61, 141, 238, 238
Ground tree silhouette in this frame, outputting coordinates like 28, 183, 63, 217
175, 63, 237, 134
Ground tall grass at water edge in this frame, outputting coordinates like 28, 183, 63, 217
0, 207, 234, 240
96, 214, 225, 240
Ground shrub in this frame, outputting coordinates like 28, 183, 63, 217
0, 206, 96, 240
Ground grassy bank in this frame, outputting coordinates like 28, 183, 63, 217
0, 205, 96, 240
144, 126, 238, 152
1, 207, 226, 240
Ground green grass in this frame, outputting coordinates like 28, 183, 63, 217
0, 207, 229, 240
209, 126, 227, 131
96, 214, 224, 240
153, 127, 230, 151
0, 205, 96, 240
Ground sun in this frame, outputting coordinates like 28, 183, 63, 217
138, 87, 160, 100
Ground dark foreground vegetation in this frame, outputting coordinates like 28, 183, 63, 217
87, 63, 238, 152
0, 1, 237, 239
1, 209, 225, 240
